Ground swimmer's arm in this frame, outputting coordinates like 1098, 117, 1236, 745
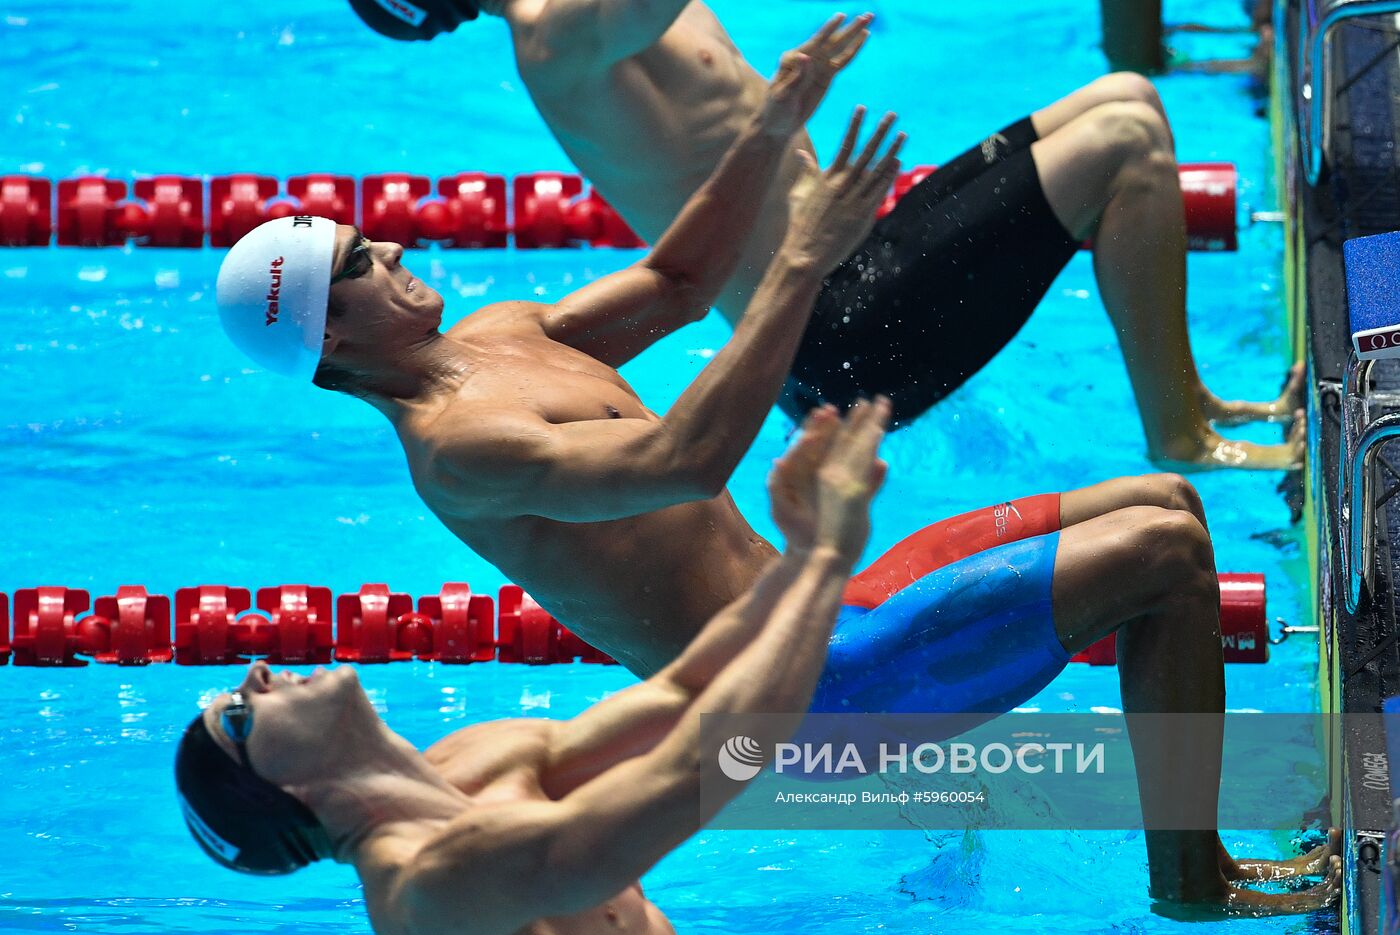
542, 550, 812, 794
394, 548, 854, 934
535, 104, 789, 365
538, 50, 837, 365
430, 409, 742, 521
437, 264, 831, 522
508, 0, 695, 79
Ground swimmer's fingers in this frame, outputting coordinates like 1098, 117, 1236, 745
850, 112, 897, 175
803, 12, 847, 51
790, 405, 842, 471
832, 396, 890, 480
769, 407, 842, 547
862, 132, 906, 195
831, 106, 866, 172
827, 14, 873, 69
771, 50, 810, 93
824, 399, 872, 468
866, 457, 889, 496
781, 407, 841, 499
830, 28, 869, 70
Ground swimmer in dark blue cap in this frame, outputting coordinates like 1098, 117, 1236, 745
172, 403, 889, 928
345, 2, 1304, 470
214, 20, 1334, 912
346, 0, 480, 40
177, 405, 1340, 926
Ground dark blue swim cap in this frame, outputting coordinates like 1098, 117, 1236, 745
174, 714, 331, 875
347, 0, 480, 41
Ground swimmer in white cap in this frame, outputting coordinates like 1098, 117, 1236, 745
217, 20, 1338, 913
217, 214, 336, 380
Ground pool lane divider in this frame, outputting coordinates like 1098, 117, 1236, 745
5, 584, 615, 667
0, 574, 1271, 667
0, 164, 1239, 252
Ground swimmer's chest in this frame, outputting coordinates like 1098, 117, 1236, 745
532, 3, 755, 185
458, 332, 654, 423
634, 4, 749, 98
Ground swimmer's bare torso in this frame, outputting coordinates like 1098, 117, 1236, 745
507, 0, 818, 324
357, 718, 675, 935
330, 18, 893, 676
397, 304, 776, 675
331, 408, 888, 933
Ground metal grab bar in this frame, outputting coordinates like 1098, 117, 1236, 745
1341, 377, 1400, 613
1303, 0, 1400, 183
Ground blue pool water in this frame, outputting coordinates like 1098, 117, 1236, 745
0, 0, 1333, 932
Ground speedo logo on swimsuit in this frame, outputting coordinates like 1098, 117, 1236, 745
264, 256, 285, 327
993, 502, 1022, 539
374, 0, 428, 26
980, 132, 1010, 165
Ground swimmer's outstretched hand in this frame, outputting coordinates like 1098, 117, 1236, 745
784, 107, 905, 272
760, 13, 873, 137
769, 397, 890, 561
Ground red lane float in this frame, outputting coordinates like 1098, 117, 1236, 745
497, 584, 559, 663
1179, 162, 1238, 252
0, 574, 1265, 668
512, 178, 645, 249
0, 176, 52, 246
877, 162, 1237, 253
362, 174, 432, 247
56, 178, 127, 246
421, 174, 509, 248
498, 585, 617, 665
253, 585, 335, 665
17, 163, 1233, 250
209, 174, 279, 247
127, 176, 205, 247
12, 587, 89, 667
284, 174, 356, 225
84, 586, 173, 665
1072, 572, 1268, 666
336, 584, 418, 664
175, 585, 252, 666
417, 583, 497, 663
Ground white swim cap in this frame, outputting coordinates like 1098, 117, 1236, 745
216, 215, 337, 380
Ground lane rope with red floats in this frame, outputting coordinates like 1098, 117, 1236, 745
0, 573, 1269, 668
0, 163, 1239, 251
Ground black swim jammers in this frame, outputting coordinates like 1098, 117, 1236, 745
781, 117, 1081, 426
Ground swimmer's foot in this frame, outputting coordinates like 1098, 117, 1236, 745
1220, 828, 1341, 882
1221, 856, 1341, 916
1152, 856, 1342, 920
1201, 363, 1305, 427
1150, 412, 1305, 472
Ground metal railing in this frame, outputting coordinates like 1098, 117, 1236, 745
1301, 0, 1400, 183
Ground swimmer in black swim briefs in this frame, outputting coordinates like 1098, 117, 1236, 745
349, 4, 1306, 470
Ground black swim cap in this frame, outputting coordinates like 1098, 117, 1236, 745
347, 0, 480, 41
174, 713, 331, 875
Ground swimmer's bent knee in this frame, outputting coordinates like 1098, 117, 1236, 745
1096, 72, 1165, 114
1117, 506, 1216, 600
1136, 473, 1207, 525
